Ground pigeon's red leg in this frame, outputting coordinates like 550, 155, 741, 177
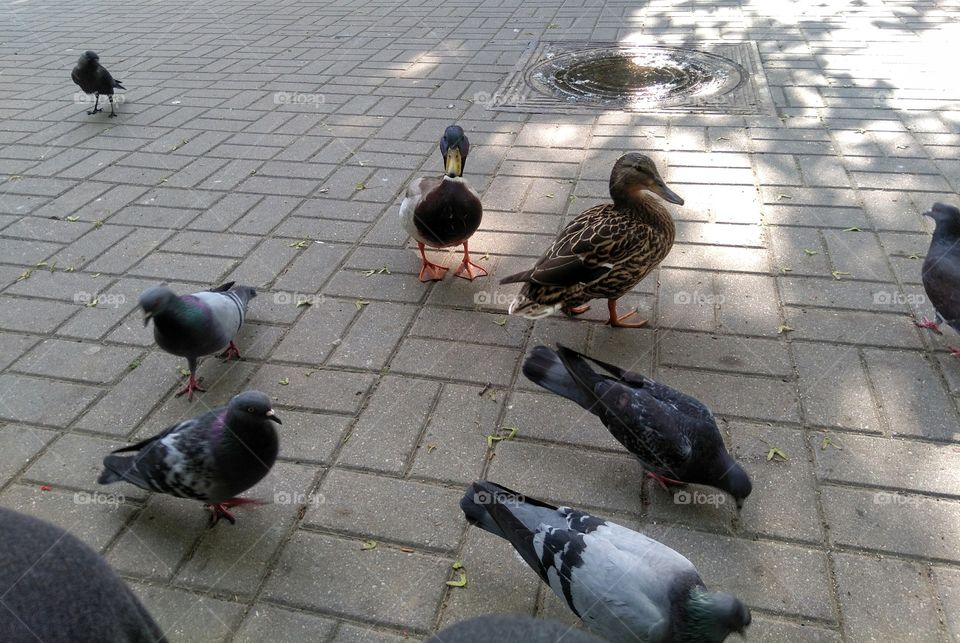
175, 374, 206, 401
417, 242, 448, 282
220, 341, 242, 360
562, 304, 590, 316
607, 299, 648, 328
915, 316, 943, 334
206, 497, 267, 526
950, 346, 960, 358
646, 471, 685, 491
454, 242, 488, 281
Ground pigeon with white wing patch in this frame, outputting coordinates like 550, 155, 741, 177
461, 481, 751, 643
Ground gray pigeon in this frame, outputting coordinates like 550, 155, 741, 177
461, 481, 751, 643
0, 506, 166, 641
522, 345, 752, 508
428, 615, 603, 643
140, 281, 256, 400
917, 202, 960, 357
71, 50, 125, 117
98, 390, 281, 525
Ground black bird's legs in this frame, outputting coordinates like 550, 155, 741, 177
108, 95, 117, 117
87, 93, 102, 115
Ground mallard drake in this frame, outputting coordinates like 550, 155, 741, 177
500, 152, 683, 327
399, 125, 486, 282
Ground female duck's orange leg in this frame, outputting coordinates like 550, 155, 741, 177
607, 298, 647, 328
562, 304, 590, 316
418, 242, 449, 282
454, 241, 488, 281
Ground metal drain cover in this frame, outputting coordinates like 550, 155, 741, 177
487, 41, 774, 115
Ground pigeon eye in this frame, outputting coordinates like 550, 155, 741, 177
247, 406, 255, 413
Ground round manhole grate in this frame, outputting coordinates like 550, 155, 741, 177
528, 46, 747, 108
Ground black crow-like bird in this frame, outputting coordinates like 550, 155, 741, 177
71, 50, 125, 117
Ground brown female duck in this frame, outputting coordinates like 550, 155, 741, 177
500, 153, 682, 327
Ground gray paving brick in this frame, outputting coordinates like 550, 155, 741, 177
339, 375, 440, 473
0, 374, 100, 427
813, 431, 960, 496
328, 301, 417, 369
234, 605, 337, 643
262, 531, 448, 631
12, 339, 141, 384
647, 524, 835, 622
0, 484, 134, 552
392, 337, 519, 386
174, 462, 317, 596
834, 553, 942, 641
0, 424, 56, 485
246, 365, 375, 415
823, 486, 960, 561
129, 583, 245, 643
74, 352, 181, 436
272, 242, 351, 293
308, 469, 463, 550
864, 349, 960, 441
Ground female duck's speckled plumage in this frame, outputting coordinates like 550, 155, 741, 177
501, 152, 682, 327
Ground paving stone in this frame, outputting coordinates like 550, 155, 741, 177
657, 366, 800, 423
833, 553, 941, 642
271, 298, 357, 363
935, 566, 960, 641
273, 242, 351, 293
795, 343, 881, 432
333, 623, 411, 643
307, 469, 463, 550
328, 301, 418, 370
23, 432, 148, 501
0, 296, 77, 333
175, 462, 317, 596
489, 440, 643, 515
262, 531, 448, 632
646, 524, 835, 622
392, 337, 519, 386
786, 307, 923, 349
0, 374, 100, 427
502, 390, 623, 452
658, 332, 793, 377
748, 617, 840, 642
813, 431, 960, 497
12, 339, 142, 384
0, 331, 37, 370
246, 365, 375, 415
234, 605, 337, 643
338, 376, 440, 474
440, 527, 541, 630
74, 352, 181, 436
822, 486, 960, 561
129, 583, 246, 643
0, 423, 56, 485
864, 349, 960, 441
409, 307, 526, 347
0, 484, 135, 552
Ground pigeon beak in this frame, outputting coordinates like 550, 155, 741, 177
735, 497, 745, 511
265, 409, 282, 425
142, 311, 153, 326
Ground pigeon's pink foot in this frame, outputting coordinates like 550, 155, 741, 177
175, 375, 206, 401
915, 316, 943, 335
950, 346, 960, 358
562, 304, 590, 316
206, 497, 267, 526
417, 242, 448, 282
220, 341, 242, 360
453, 242, 487, 281
646, 471, 685, 491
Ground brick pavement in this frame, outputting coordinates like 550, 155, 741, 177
1, 0, 960, 641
